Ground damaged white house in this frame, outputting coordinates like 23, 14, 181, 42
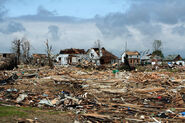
56, 48, 86, 65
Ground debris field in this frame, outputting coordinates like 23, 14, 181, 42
0, 65, 185, 122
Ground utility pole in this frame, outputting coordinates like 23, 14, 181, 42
125, 41, 127, 52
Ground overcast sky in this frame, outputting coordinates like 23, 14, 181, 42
0, 0, 185, 57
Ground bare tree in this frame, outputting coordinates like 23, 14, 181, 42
12, 39, 22, 64
152, 40, 164, 58
45, 39, 54, 69
153, 40, 162, 51
21, 38, 30, 64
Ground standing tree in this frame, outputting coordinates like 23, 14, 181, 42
21, 38, 30, 64
152, 40, 164, 58
12, 39, 22, 64
45, 39, 54, 69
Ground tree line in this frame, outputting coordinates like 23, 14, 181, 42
11, 38, 54, 69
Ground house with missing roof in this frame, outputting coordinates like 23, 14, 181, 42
121, 51, 140, 66
86, 47, 118, 65
86, 48, 102, 65
56, 48, 87, 65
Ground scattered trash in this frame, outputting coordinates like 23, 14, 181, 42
0, 65, 184, 122
16, 93, 28, 103
180, 112, 185, 117
39, 99, 53, 107
0, 73, 18, 85
157, 112, 168, 118
42, 94, 48, 97
7, 88, 18, 92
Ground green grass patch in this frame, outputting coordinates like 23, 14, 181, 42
0, 106, 27, 117
0, 104, 69, 119
20, 106, 39, 112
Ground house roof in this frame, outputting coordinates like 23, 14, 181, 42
86, 48, 101, 56
92, 48, 101, 56
101, 48, 118, 59
164, 54, 182, 61
60, 48, 85, 54
32, 54, 47, 58
125, 51, 140, 56
87, 47, 118, 59
141, 54, 152, 60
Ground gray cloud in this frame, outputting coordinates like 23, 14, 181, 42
0, 7, 7, 21
95, 14, 131, 38
37, 6, 57, 17
0, 0, 8, 21
48, 25, 60, 41
14, 6, 82, 22
172, 25, 185, 36
134, 23, 162, 36
0, 21, 25, 34
94, 0, 185, 38
1, 0, 185, 57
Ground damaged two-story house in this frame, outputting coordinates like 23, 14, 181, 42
86, 47, 118, 65
56, 48, 86, 65
121, 51, 140, 66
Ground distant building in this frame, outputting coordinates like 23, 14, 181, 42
164, 54, 184, 66
0, 53, 15, 59
87, 47, 118, 65
121, 51, 140, 66
56, 48, 86, 65
0, 53, 17, 70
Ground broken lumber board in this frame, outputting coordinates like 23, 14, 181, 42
134, 87, 165, 93
110, 103, 142, 108
109, 103, 163, 112
101, 88, 127, 94
81, 113, 112, 122
125, 118, 144, 122
82, 113, 110, 119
